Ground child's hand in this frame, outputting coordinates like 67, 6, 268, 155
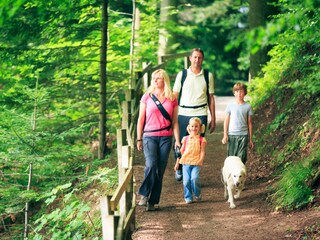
174, 160, 180, 171
221, 136, 228, 145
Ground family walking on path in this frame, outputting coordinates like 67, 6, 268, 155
132, 48, 319, 239
135, 48, 254, 211
136, 48, 219, 211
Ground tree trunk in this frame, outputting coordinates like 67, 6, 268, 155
130, 0, 138, 88
248, 0, 268, 79
99, 0, 108, 160
158, 0, 178, 63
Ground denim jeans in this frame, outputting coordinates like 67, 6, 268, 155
138, 136, 172, 205
182, 164, 201, 201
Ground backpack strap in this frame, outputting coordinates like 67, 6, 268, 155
178, 69, 188, 105
179, 69, 210, 108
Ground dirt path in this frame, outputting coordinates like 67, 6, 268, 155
132, 96, 319, 240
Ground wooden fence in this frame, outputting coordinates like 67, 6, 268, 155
100, 52, 189, 240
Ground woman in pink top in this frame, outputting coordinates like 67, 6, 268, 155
174, 117, 207, 204
136, 69, 180, 211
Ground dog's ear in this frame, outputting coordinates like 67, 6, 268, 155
241, 171, 247, 181
228, 173, 232, 179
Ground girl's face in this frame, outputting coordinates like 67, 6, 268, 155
189, 121, 200, 135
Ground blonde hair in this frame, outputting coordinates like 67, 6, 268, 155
186, 117, 205, 135
233, 82, 247, 95
147, 69, 174, 101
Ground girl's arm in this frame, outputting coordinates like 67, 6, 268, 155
248, 115, 254, 148
136, 102, 146, 151
174, 158, 180, 171
222, 114, 230, 144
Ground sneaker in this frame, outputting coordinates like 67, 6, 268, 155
146, 203, 156, 211
195, 195, 202, 201
138, 196, 148, 206
185, 199, 193, 204
175, 170, 183, 182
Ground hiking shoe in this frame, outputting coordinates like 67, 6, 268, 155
195, 195, 202, 201
185, 199, 193, 204
146, 203, 156, 211
138, 196, 148, 206
175, 170, 183, 182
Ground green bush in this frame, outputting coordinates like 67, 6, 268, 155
271, 162, 313, 210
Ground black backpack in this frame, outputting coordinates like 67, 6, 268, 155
178, 69, 210, 107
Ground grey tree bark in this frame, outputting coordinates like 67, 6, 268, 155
99, 0, 108, 159
248, 0, 268, 80
158, 0, 178, 63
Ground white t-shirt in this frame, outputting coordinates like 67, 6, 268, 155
173, 68, 214, 116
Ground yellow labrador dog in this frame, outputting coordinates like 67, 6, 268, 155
222, 156, 247, 208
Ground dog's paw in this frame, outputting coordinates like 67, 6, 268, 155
229, 203, 236, 209
234, 194, 240, 199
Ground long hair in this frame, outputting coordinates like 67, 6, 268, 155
147, 69, 174, 101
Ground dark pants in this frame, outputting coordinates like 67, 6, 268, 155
227, 135, 248, 164
176, 115, 207, 171
138, 136, 172, 204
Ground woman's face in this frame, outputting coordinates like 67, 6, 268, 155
153, 73, 164, 89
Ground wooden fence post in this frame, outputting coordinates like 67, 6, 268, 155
100, 195, 119, 240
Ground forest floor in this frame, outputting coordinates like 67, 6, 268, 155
131, 96, 320, 240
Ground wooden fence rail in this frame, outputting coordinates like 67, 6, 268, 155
100, 52, 189, 240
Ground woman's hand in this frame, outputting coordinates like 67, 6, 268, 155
136, 140, 143, 151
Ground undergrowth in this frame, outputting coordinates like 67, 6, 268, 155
249, 1, 320, 211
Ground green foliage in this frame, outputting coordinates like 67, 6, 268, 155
161, 1, 249, 95
249, 43, 293, 106
31, 166, 117, 239
0, 0, 127, 237
271, 141, 319, 211
271, 162, 314, 210
248, 0, 319, 211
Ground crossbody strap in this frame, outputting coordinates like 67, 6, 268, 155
143, 94, 172, 133
149, 94, 172, 122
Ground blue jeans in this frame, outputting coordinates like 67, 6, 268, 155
138, 136, 172, 205
182, 164, 201, 201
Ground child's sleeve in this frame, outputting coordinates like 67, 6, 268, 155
180, 136, 186, 154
